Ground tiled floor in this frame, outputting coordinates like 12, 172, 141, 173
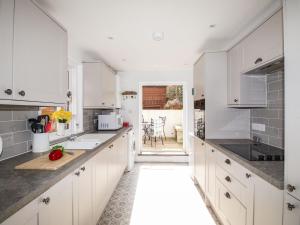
142, 137, 183, 152
98, 163, 220, 225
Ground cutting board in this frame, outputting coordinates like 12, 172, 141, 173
15, 150, 86, 171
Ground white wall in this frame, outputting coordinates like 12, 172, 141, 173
142, 110, 183, 137
118, 70, 193, 154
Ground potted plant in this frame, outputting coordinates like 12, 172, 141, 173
52, 109, 72, 136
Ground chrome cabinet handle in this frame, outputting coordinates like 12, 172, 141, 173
80, 166, 85, 172
224, 192, 231, 199
255, 57, 263, 64
18, 90, 25, 96
75, 171, 80, 176
234, 98, 238, 103
287, 203, 296, 211
42, 197, 50, 205
211, 149, 215, 153
225, 159, 231, 165
287, 184, 296, 193
246, 173, 251, 178
225, 176, 231, 182
4, 89, 12, 95
109, 144, 114, 149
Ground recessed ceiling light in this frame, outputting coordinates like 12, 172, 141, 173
107, 36, 114, 40
152, 32, 164, 41
209, 24, 216, 28
122, 59, 126, 62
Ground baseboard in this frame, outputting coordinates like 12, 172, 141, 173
135, 154, 189, 163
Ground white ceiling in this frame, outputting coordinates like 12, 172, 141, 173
36, 0, 280, 71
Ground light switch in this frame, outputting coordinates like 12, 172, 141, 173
252, 123, 265, 132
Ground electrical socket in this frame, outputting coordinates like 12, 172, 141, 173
252, 123, 265, 132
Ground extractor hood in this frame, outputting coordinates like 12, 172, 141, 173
244, 57, 284, 75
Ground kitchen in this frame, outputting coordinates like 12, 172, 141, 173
0, 0, 299, 225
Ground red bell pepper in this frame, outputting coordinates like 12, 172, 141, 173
49, 145, 64, 161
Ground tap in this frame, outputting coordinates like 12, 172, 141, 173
69, 136, 77, 142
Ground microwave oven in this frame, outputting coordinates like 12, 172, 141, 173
98, 114, 123, 130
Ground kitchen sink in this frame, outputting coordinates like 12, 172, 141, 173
60, 141, 101, 150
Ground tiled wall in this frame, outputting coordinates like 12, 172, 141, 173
0, 106, 39, 161
250, 71, 284, 149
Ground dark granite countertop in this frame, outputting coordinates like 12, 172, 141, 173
205, 139, 284, 190
0, 127, 132, 224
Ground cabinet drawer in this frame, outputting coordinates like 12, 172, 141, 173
216, 165, 249, 205
216, 150, 252, 187
215, 179, 247, 225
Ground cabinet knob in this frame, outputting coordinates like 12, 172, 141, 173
67, 91, 72, 98
102, 102, 105, 105
255, 57, 263, 64
287, 184, 296, 193
18, 90, 25, 96
224, 192, 231, 199
109, 144, 114, 149
42, 197, 50, 205
287, 203, 296, 211
80, 166, 85, 172
211, 149, 215, 153
234, 98, 238, 103
225, 159, 231, 165
246, 173, 251, 179
4, 89, 12, 95
225, 176, 231, 183
75, 171, 80, 176
201, 142, 205, 146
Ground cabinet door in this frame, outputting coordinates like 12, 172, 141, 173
193, 57, 205, 100
205, 145, 216, 204
243, 9, 283, 72
284, 194, 300, 225
285, 0, 300, 201
39, 174, 73, 225
13, 0, 67, 104
215, 179, 247, 225
93, 149, 109, 223
194, 138, 206, 190
83, 62, 105, 108
0, 0, 13, 100
78, 162, 93, 225
1, 199, 39, 225
227, 43, 242, 105
103, 65, 116, 108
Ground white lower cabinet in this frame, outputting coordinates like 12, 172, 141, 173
73, 160, 93, 225
1, 134, 129, 225
284, 194, 300, 225
215, 179, 248, 225
194, 137, 206, 190
195, 142, 283, 225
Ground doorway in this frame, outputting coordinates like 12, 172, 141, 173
139, 83, 186, 155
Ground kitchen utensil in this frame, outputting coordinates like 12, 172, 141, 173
15, 150, 85, 170
31, 123, 44, 133
32, 133, 49, 153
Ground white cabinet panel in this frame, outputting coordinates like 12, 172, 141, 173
284, 194, 300, 225
243, 9, 283, 72
0, 0, 14, 100
193, 56, 205, 100
93, 148, 109, 223
253, 175, 283, 225
1, 199, 39, 225
13, 0, 67, 104
194, 138, 206, 190
227, 43, 267, 107
284, 0, 300, 201
205, 144, 216, 204
73, 161, 93, 225
83, 62, 116, 108
215, 179, 247, 225
39, 174, 73, 225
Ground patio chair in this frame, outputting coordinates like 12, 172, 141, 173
159, 116, 167, 140
150, 118, 164, 147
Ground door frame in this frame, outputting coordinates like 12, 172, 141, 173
138, 81, 188, 154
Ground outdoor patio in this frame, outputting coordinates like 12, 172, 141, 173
142, 137, 183, 152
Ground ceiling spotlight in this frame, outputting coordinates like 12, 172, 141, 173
209, 24, 216, 28
107, 36, 114, 40
122, 59, 126, 62
152, 32, 164, 41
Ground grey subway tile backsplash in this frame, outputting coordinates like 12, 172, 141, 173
0, 106, 38, 161
250, 71, 284, 149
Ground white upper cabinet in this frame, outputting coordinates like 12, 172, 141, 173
193, 57, 205, 100
13, 0, 68, 104
83, 62, 116, 108
228, 43, 267, 107
0, 0, 14, 100
242, 9, 283, 73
